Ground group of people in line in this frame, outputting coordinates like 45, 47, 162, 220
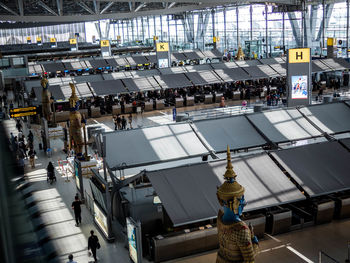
11, 119, 36, 172
113, 113, 133, 130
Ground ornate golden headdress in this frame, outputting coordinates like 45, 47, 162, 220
69, 82, 79, 109
216, 146, 245, 213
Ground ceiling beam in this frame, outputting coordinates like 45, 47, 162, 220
56, 0, 63, 16
0, 3, 226, 22
81, 0, 297, 3
93, 0, 100, 14
77, 1, 95, 14
168, 2, 176, 8
0, 2, 19, 16
134, 2, 146, 12
37, 0, 58, 16
17, 0, 24, 16
100, 1, 114, 14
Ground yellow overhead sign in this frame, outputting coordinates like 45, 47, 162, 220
9, 106, 37, 118
36, 37, 42, 42
153, 36, 159, 41
327, 37, 336, 46
50, 37, 56, 43
117, 35, 121, 40
288, 48, 310, 64
69, 38, 77, 44
213, 36, 220, 43
100, 40, 110, 47
27, 37, 31, 41
156, 42, 169, 52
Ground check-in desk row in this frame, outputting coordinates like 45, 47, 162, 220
150, 196, 350, 263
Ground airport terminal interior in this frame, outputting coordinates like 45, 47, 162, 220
1, 0, 350, 262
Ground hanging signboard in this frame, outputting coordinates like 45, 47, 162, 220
69, 38, 78, 51
27, 36, 31, 44
287, 48, 311, 107
156, 42, 171, 69
36, 37, 42, 45
50, 37, 57, 48
10, 106, 37, 118
100, 39, 111, 57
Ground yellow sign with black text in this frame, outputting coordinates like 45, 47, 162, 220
27, 37, 31, 41
156, 42, 169, 52
213, 36, 220, 43
69, 38, 77, 45
36, 37, 42, 42
288, 48, 310, 64
327, 38, 336, 46
9, 106, 37, 118
50, 38, 56, 43
100, 40, 110, 47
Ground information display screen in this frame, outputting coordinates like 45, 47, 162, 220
158, 58, 169, 68
291, 75, 308, 99
94, 202, 108, 236
126, 218, 138, 263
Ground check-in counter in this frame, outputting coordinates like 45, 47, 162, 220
186, 96, 194, 106
335, 196, 350, 219
152, 226, 218, 263
215, 93, 223, 103
233, 91, 241, 100
78, 109, 88, 118
112, 105, 121, 115
315, 199, 334, 224
244, 213, 266, 239
55, 111, 69, 123
144, 102, 153, 112
267, 208, 292, 235
175, 98, 184, 108
204, 94, 213, 104
91, 106, 101, 118
156, 99, 165, 110
124, 104, 133, 114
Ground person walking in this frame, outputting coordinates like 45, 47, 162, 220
116, 115, 121, 130
128, 113, 133, 129
66, 254, 77, 263
28, 147, 36, 168
88, 230, 100, 262
71, 195, 82, 226
121, 115, 127, 130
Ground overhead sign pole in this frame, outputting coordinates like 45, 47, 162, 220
100, 39, 112, 57
156, 42, 171, 68
36, 36, 42, 46
327, 37, 337, 58
27, 37, 31, 44
287, 48, 311, 107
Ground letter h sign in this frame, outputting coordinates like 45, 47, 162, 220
289, 48, 310, 63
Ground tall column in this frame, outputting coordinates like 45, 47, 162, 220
175, 19, 178, 46
224, 8, 227, 50
282, 11, 285, 52
250, 5, 253, 40
322, 0, 325, 52
167, 14, 170, 44
265, 4, 269, 57
347, 0, 349, 58
160, 15, 163, 41
211, 9, 216, 49
236, 6, 239, 47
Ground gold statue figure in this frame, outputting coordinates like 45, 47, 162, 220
216, 146, 259, 263
69, 83, 83, 156
41, 77, 52, 122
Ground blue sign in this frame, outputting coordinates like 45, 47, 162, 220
172, 108, 177, 121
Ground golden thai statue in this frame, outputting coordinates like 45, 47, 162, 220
216, 146, 259, 263
69, 83, 83, 156
236, 46, 245, 61
41, 77, 52, 122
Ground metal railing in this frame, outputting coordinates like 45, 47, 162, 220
84, 190, 94, 216
318, 251, 340, 263
187, 106, 254, 121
